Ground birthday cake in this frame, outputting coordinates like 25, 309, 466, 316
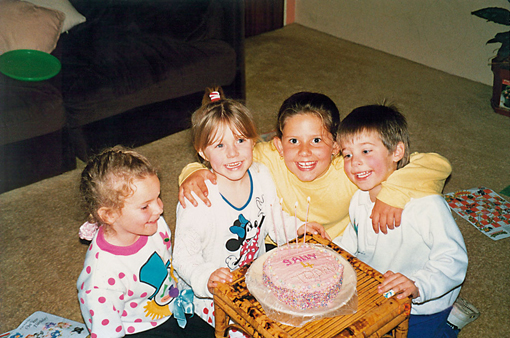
262, 243, 344, 310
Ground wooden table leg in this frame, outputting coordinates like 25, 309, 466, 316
394, 317, 409, 338
214, 296, 229, 338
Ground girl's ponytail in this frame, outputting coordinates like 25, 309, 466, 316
201, 87, 225, 106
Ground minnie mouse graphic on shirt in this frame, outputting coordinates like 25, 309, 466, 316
224, 213, 265, 270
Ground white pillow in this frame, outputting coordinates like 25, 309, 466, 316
23, 0, 86, 32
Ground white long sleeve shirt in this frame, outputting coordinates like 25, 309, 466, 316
173, 162, 303, 319
340, 191, 468, 315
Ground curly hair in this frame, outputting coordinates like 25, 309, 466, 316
80, 146, 158, 226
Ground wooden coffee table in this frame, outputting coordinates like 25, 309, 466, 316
213, 234, 411, 338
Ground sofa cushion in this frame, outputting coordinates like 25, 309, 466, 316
0, 0, 65, 54
0, 74, 66, 145
62, 35, 237, 127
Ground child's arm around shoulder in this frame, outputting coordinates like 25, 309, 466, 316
178, 163, 216, 208
373, 152, 452, 233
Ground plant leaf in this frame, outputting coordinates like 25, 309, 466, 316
472, 7, 510, 26
488, 32, 510, 60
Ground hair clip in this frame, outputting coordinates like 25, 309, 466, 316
79, 221, 99, 241
209, 91, 221, 102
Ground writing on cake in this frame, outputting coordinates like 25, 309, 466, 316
262, 243, 344, 310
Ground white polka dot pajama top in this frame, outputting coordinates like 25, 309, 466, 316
77, 217, 181, 338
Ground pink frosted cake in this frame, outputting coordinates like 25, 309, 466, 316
262, 243, 344, 310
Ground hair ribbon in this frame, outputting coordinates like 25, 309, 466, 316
79, 221, 99, 241
209, 91, 221, 102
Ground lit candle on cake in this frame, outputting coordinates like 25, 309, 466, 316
304, 197, 310, 244
280, 198, 289, 247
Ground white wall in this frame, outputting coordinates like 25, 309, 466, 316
295, 0, 507, 86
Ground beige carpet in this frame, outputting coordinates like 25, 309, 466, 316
1, 24, 509, 337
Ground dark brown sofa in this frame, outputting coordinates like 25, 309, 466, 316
0, 0, 245, 193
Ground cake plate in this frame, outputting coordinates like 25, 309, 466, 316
245, 243, 357, 327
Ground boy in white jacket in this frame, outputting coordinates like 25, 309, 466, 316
335, 104, 468, 338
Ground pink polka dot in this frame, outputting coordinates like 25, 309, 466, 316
89, 244, 93, 251
203, 308, 209, 315
113, 305, 116, 312
119, 272, 125, 279
86, 266, 91, 274
108, 278, 115, 286
80, 282, 85, 290
133, 274, 138, 282
89, 319, 92, 324
151, 322, 158, 327
90, 310, 95, 316
98, 297, 106, 303
140, 292, 147, 298
116, 326, 123, 332
80, 298, 84, 304
91, 333, 96, 338
122, 310, 128, 317
127, 326, 135, 333
119, 294, 124, 300
102, 319, 109, 326
128, 290, 134, 296
130, 302, 137, 308
95, 252, 99, 259
86, 290, 91, 294
135, 318, 142, 323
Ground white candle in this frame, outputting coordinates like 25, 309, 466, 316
304, 197, 310, 244
280, 198, 289, 247
270, 204, 278, 247
294, 201, 298, 244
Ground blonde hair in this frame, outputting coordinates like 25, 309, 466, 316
191, 87, 258, 166
80, 146, 158, 227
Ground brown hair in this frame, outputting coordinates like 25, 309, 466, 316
338, 104, 410, 169
276, 92, 341, 140
191, 87, 258, 166
80, 146, 158, 227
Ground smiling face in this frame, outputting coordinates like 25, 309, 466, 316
341, 131, 404, 199
200, 124, 254, 184
273, 113, 340, 182
102, 174, 164, 246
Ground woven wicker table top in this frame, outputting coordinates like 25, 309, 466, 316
213, 234, 411, 338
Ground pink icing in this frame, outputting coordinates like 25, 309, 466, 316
262, 243, 343, 309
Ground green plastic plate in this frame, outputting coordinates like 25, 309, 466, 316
0, 49, 61, 81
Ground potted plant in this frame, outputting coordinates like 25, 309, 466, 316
472, 2, 510, 117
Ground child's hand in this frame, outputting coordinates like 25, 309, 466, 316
178, 169, 217, 208
207, 268, 233, 294
371, 199, 403, 234
297, 222, 331, 241
378, 270, 419, 300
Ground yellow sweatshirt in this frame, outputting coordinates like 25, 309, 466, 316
179, 141, 452, 239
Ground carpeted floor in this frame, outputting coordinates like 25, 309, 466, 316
1, 24, 509, 337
